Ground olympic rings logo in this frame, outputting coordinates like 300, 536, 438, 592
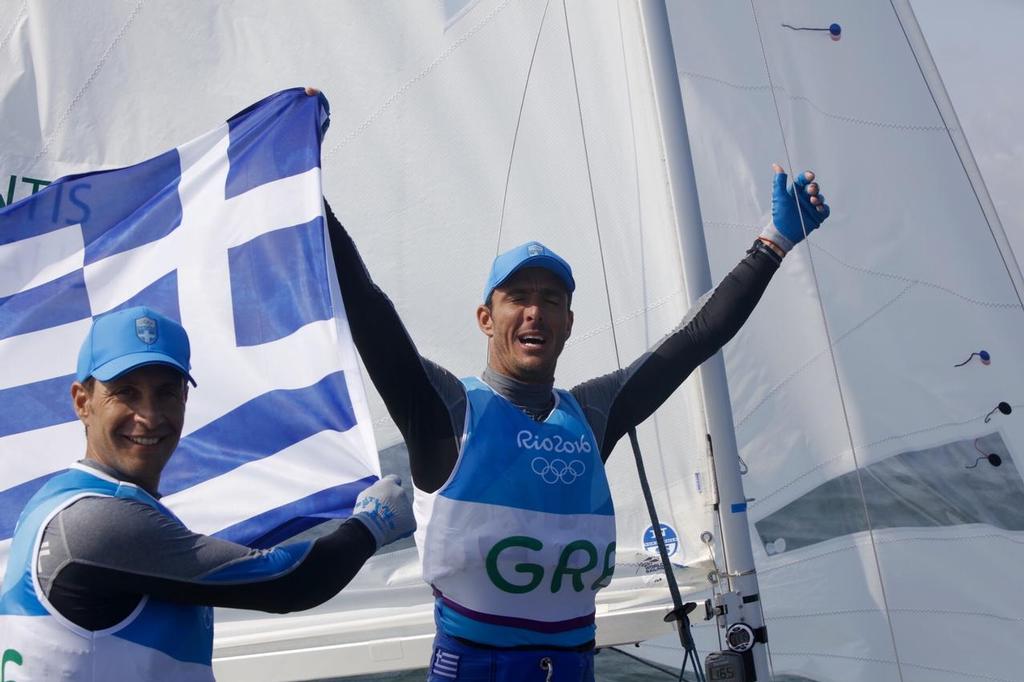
531, 457, 586, 485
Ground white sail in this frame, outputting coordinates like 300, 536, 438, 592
633, 2, 1024, 681
0, 1, 1019, 680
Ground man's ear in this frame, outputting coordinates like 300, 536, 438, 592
477, 304, 494, 338
566, 308, 574, 339
71, 382, 90, 422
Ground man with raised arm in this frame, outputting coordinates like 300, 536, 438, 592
0, 307, 415, 681
325, 165, 829, 681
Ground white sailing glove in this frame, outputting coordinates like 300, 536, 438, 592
351, 474, 415, 549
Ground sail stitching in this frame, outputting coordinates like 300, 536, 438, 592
0, 1, 27, 54
767, 650, 896, 665
708, 220, 1019, 309
735, 283, 916, 430
770, 651, 1014, 681
564, 288, 685, 348
680, 71, 950, 132
887, 0, 1024, 312
747, 6, 906, 677
323, 0, 516, 159
877, 533, 1024, 547
807, 241, 1019, 309
767, 607, 1024, 623
30, 0, 145, 165
863, 407, 1021, 448
760, 533, 1024, 586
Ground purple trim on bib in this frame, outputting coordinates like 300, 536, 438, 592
434, 590, 595, 633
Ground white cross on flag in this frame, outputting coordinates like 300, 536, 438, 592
0, 89, 379, 571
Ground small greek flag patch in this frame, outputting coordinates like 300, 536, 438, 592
431, 648, 460, 679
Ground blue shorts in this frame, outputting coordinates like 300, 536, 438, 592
427, 631, 595, 681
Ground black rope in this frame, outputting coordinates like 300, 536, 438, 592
628, 430, 706, 682
562, 4, 704, 679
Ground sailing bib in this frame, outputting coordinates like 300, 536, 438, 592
0, 464, 214, 681
415, 377, 616, 647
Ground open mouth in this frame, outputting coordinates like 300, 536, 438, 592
518, 333, 547, 348
123, 435, 162, 446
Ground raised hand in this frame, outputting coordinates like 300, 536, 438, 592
760, 163, 831, 253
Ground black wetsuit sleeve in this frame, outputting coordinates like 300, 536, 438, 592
324, 201, 464, 492
39, 496, 378, 630
572, 242, 781, 460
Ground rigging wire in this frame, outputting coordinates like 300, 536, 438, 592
494, 0, 554, 254
561, 0, 621, 363
886, 0, 1024, 312
746, 3, 906, 680
564, 2, 704, 680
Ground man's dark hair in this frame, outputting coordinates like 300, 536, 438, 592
483, 289, 573, 310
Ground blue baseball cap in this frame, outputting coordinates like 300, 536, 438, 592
483, 241, 575, 303
76, 306, 196, 386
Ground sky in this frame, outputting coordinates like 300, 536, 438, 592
911, 0, 1024, 251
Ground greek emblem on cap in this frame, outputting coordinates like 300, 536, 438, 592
527, 243, 544, 256
135, 316, 158, 345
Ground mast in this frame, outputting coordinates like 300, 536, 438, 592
637, 1, 771, 678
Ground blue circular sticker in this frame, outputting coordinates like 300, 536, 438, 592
642, 524, 679, 557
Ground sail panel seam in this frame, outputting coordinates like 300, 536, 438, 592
0, 0, 26, 54
771, 652, 1015, 682
707, 220, 1019, 309
680, 71, 949, 132
759, 531, 1024, 577
324, 0, 516, 159
735, 283, 916, 431
564, 288, 685, 349
767, 607, 1024, 623
30, 0, 145, 165
887, 0, 1024, 312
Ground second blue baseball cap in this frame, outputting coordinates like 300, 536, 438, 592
483, 241, 575, 303
76, 306, 197, 386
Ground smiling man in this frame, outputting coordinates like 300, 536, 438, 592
0, 306, 414, 681
325, 166, 829, 681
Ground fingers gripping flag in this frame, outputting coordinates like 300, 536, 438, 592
0, 89, 380, 568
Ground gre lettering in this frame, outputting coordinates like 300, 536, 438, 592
486, 537, 616, 595
485, 536, 544, 593
1, 649, 23, 682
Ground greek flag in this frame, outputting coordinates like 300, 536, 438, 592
0, 89, 380, 570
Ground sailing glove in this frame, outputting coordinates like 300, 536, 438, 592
351, 474, 416, 549
760, 169, 830, 252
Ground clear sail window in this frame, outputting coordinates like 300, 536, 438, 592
755, 433, 1024, 555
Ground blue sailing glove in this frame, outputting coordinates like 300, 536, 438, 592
351, 474, 415, 549
760, 165, 830, 253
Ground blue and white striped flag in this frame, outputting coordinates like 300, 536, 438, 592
0, 88, 380, 569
